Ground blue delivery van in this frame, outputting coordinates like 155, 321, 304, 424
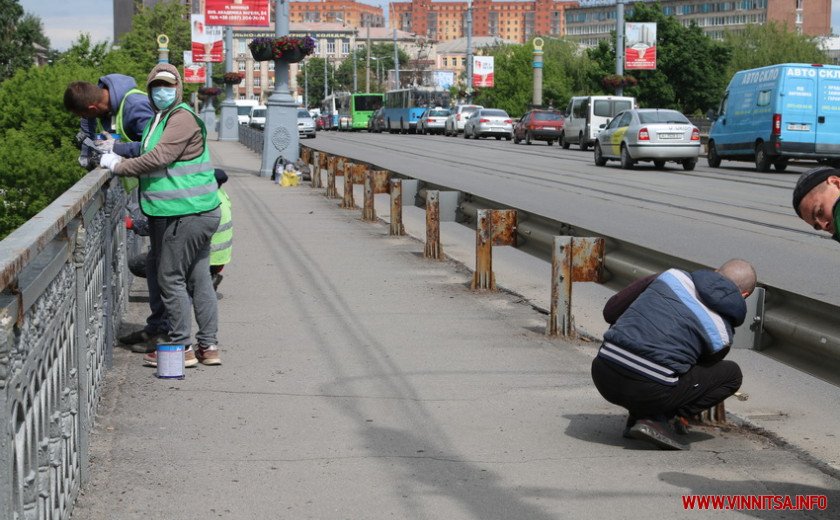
707, 63, 840, 171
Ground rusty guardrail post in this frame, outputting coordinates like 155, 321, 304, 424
389, 179, 405, 236
425, 190, 442, 259
307, 149, 322, 189
547, 236, 605, 337
342, 162, 363, 209
471, 209, 517, 290
325, 155, 338, 198
362, 170, 390, 222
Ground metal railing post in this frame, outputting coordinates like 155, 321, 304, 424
471, 209, 516, 290
341, 162, 357, 209
390, 179, 405, 236
425, 190, 442, 259
363, 171, 375, 221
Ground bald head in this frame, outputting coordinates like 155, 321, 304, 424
716, 258, 756, 296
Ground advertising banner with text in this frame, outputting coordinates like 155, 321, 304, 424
191, 14, 224, 63
205, 0, 270, 27
625, 22, 657, 70
472, 56, 494, 88
183, 51, 206, 84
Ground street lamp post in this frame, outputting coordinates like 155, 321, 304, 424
353, 45, 358, 92
304, 60, 308, 108
466, 0, 473, 99
219, 25, 238, 141
259, 0, 299, 177
616, 0, 626, 96
393, 29, 400, 89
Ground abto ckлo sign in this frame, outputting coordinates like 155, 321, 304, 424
205, 0, 270, 27
472, 56, 494, 88
625, 22, 656, 70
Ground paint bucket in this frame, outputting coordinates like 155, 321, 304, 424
155, 344, 185, 379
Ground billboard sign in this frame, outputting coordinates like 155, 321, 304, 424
183, 51, 206, 84
191, 14, 224, 63
433, 70, 455, 90
205, 0, 270, 27
625, 22, 656, 70
472, 56, 494, 88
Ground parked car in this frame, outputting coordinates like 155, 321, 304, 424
417, 107, 451, 135
463, 109, 514, 140
444, 104, 483, 136
513, 110, 565, 145
249, 105, 267, 129
297, 109, 316, 139
316, 113, 331, 131
593, 108, 701, 171
368, 107, 386, 133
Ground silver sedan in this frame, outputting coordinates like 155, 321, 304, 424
593, 108, 700, 170
463, 109, 513, 140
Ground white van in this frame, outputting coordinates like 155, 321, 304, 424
249, 105, 267, 129
562, 95, 636, 150
235, 100, 259, 125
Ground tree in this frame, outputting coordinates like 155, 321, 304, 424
333, 44, 410, 93
296, 57, 332, 108
723, 22, 828, 80
587, 2, 730, 115
113, 1, 192, 73
0, 0, 50, 81
471, 38, 597, 117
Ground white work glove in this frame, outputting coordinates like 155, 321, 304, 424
78, 154, 89, 168
92, 132, 115, 153
99, 152, 123, 171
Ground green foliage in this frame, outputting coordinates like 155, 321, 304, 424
0, 61, 95, 238
472, 38, 597, 117
723, 22, 828, 80
589, 2, 731, 114
0, 1, 50, 81
333, 44, 410, 95
112, 1, 191, 73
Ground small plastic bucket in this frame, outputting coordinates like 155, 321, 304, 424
156, 344, 185, 379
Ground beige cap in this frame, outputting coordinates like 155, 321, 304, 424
150, 71, 177, 85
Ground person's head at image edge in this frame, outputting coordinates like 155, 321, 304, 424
147, 64, 183, 114
792, 166, 840, 241
716, 258, 756, 301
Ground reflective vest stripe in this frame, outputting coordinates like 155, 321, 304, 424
142, 181, 218, 201
216, 221, 232, 233
210, 239, 233, 253
143, 161, 215, 179
210, 188, 232, 266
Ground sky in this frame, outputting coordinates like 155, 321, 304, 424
18, 0, 840, 52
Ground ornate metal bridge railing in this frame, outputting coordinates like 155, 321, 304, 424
0, 170, 134, 519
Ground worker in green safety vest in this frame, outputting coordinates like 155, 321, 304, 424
210, 169, 233, 292
99, 64, 223, 368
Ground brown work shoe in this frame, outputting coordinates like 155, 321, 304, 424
195, 344, 222, 366
142, 347, 198, 368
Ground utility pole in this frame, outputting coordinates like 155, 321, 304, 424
259, 0, 299, 176
466, 0, 473, 99
393, 29, 400, 89
532, 37, 544, 108
304, 60, 308, 108
324, 56, 328, 99
353, 44, 357, 92
365, 23, 371, 93
616, 0, 626, 96
219, 25, 238, 141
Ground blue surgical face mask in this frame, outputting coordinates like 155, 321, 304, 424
151, 86, 177, 110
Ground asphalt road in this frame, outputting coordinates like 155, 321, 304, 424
308, 130, 838, 306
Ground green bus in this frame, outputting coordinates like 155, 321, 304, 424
337, 93, 385, 131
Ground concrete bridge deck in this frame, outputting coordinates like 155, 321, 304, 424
70, 138, 840, 519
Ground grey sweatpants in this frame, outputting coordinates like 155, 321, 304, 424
154, 207, 221, 347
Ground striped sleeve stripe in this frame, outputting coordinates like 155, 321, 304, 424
602, 342, 677, 377
661, 269, 730, 352
599, 345, 679, 384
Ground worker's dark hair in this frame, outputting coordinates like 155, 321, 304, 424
63, 82, 102, 113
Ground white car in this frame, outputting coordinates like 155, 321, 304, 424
444, 104, 483, 136
249, 105, 267, 129
462, 108, 513, 140
417, 107, 451, 135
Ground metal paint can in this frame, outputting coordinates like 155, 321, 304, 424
155, 344, 185, 379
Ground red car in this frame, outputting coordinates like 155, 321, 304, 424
513, 110, 565, 145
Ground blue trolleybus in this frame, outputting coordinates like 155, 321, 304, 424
382, 87, 451, 134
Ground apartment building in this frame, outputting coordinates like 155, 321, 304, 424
565, 0, 831, 47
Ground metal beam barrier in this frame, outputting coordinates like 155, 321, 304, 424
362, 170, 390, 222
390, 179, 405, 236
425, 190, 443, 260
0, 169, 135, 519
547, 236, 605, 337
341, 162, 360, 209
471, 209, 517, 290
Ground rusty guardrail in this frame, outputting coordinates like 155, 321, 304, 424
299, 143, 840, 386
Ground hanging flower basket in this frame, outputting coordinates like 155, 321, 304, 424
223, 72, 243, 85
249, 36, 317, 63
198, 86, 222, 97
601, 74, 638, 90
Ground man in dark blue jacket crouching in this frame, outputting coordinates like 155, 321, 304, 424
591, 259, 756, 450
